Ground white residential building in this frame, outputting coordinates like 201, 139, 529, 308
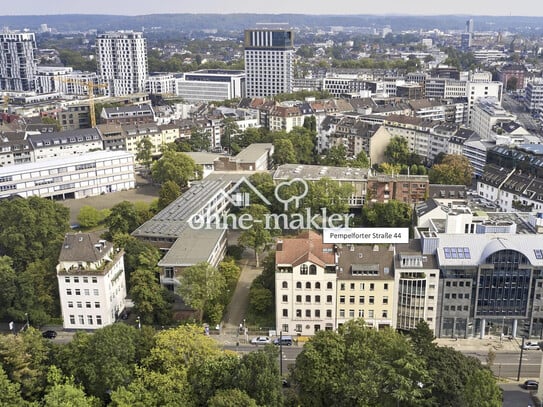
470, 97, 516, 140
27, 128, 103, 161
57, 233, 127, 330
0, 150, 135, 200
525, 79, 543, 113
244, 25, 294, 97
176, 69, 245, 102
96, 31, 148, 97
0, 32, 38, 91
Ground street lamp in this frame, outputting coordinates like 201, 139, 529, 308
24, 312, 29, 329
136, 316, 141, 330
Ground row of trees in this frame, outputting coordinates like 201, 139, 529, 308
0, 320, 502, 406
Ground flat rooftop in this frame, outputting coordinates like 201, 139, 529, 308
274, 164, 370, 181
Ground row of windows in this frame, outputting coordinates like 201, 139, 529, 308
284, 294, 333, 304
338, 309, 387, 319
67, 301, 100, 309
65, 276, 98, 284
282, 309, 333, 318
444, 293, 470, 300
281, 281, 334, 290
339, 295, 388, 305
443, 305, 469, 312
445, 281, 471, 287
68, 314, 102, 325
66, 288, 99, 296
340, 282, 389, 291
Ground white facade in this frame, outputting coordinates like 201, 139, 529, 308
146, 73, 176, 95
28, 128, 104, 162
244, 28, 294, 97
0, 32, 38, 91
470, 97, 516, 140
96, 31, 148, 97
57, 234, 127, 330
0, 150, 135, 200
525, 79, 543, 113
176, 69, 245, 102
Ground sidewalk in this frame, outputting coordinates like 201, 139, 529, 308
435, 335, 522, 353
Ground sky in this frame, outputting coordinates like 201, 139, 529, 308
2, 0, 543, 17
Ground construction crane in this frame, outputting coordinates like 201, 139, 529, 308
55, 78, 108, 127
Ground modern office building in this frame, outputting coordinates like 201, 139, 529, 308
525, 79, 543, 113
244, 25, 294, 97
0, 32, 38, 91
56, 232, 127, 330
176, 69, 245, 102
96, 31, 148, 97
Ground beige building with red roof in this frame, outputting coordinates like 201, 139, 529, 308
275, 230, 338, 336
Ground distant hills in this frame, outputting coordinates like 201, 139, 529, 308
0, 14, 542, 34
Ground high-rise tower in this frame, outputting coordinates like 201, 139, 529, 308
0, 31, 38, 91
244, 24, 294, 98
96, 31, 148, 97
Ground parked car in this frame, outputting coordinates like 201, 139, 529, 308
522, 380, 539, 390
273, 335, 293, 346
42, 330, 57, 339
250, 336, 271, 345
522, 341, 540, 350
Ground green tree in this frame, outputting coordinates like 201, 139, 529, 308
130, 267, 170, 325
408, 320, 436, 357
288, 127, 316, 164
0, 365, 27, 407
178, 262, 226, 323
272, 138, 296, 165
0, 256, 17, 318
221, 117, 240, 152
151, 150, 202, 188
113, 233, 161, 285
429, 154, 473, 186
136, 137, 154, 169
189, 128, 211, 152
42, 116, 62, 131
303, 115, 317, 132
43, 366, 100, 407
464, 369, 502, 407
384, 136, 410, 165
322, 145, 348, 167
352, 150, 370, 168
77, 205, 109, 229
105, 201, 141, 237
238, 204, 273, 267
361, 200, 412, 228
305, 177, 354, 215
0, 196, 69, 271
208, 389, 258, 407
157, 180, 181, 211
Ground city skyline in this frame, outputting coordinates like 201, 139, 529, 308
0, 0, 541, 17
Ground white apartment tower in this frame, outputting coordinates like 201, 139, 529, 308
96, 31, 148, 97
0, 32, 38, 91
57, 233, 127, 330
244, 25, 294, 98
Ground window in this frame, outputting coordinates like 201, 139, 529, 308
383, 283, 388, 290
369, 296, 375, 305
83, 277, 88, 283
295, 324, 302, 333
315, 295, 321, 303
305, 282, 311, 289
305, 310, 311, 317
315, 310, 321, 318
96, 315, 102, 325
358, 309, 364, 317
69, 315, 75, 324
75, 289, 81, 295
296, 295, 302, 303
296, 282, 302, 289
360, 283, 365, 290
95, 302, 100, 308
86, 302, 91, 308
444, 305, 449, 311
349, 296, 355, 304
78, 315, 84, 324
326, 295, 332, 303
350, 283, 355, 290
445, 293, 450, 299
68, 301, 73, 308
87, 315, 93, 325
369, 283, 375, 291
84, 289, 90, 296
65, 277, 70, 283
305, 295, 311, 303
382, 310, 388, 318
282, 281, 288, 289
315, 282, 321, 289
300, 264, 308, 274
463, 306, 469, 311
74, 277, 79, 283
368, 310, 374, 318
283, 309, 288, 317
340, 283, 346, 291
76, 301, 82, 308
383, 296, 388, 305
93, 289, 99, 296
92, 277, 97, 283
66, 289, 72, 295
309, 265, 317, 275
340, 296, 345, 304
451, 305, 456, 311
464, 294, 469, 299
359, 296, 365, 304
349, 309, 355, 318
296, 309, 302, 317
326, 309, 332, 318
327, 282, 333, 289
339, 309, 345, 317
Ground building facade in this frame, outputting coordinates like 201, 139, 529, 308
57, 233, 127, 330
244, 26, 294, 97
96, 31, 148, 97
0, 32, 38, 91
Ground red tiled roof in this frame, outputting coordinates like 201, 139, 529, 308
276, 230, 335, 267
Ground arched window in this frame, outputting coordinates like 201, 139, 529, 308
327, 282, 333, 289
309, 264, 317, 275
315, 282, 321, 289
296, 282, 302, 289
300, 264, 308, 275
282, 281, 288, 289
306, 282, 311, 289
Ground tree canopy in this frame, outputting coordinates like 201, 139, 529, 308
151, 150, 202, 188
429, 154, 473, 186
